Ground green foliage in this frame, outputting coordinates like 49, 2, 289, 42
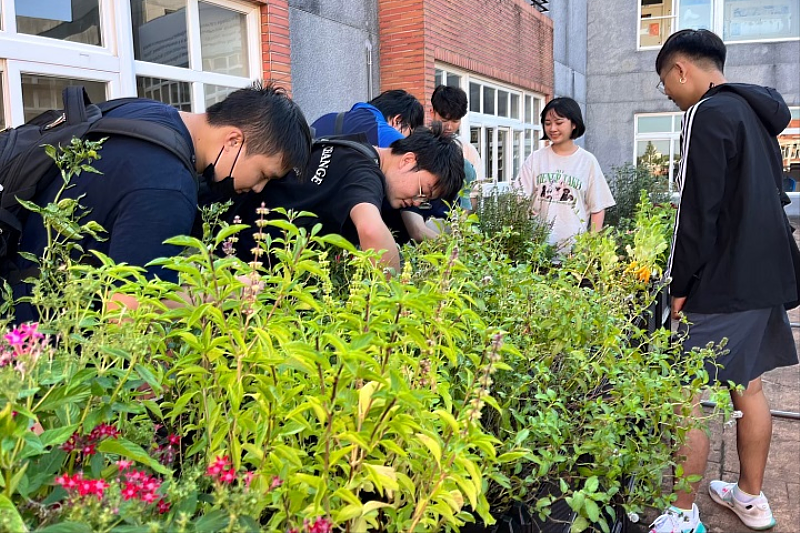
605, 163, 670, 229
0, 139, 727, 533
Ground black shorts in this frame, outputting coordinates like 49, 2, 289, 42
678, 305, 798, 387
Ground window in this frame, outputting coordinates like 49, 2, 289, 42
634, 112, 682, 191
638, 0, 800, 49
781, 107, 800, 182
636, 109, 800, 190
0, 0, 259, 127
440, 65, 543, 186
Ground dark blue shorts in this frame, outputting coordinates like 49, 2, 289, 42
678, 305, 798, 387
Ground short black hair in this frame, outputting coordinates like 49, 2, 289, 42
369, 89, 424, 131
390, 122, 464, 201
540, 97, 585, 141
206, 81, 312, 174
655, 29, 726, 76
431, 85, 468, 120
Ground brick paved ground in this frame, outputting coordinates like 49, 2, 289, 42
632, 221, 800, 533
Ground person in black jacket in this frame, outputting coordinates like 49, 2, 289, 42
649, 30, 798, 533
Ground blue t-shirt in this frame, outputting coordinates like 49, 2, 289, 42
311, 102, 404, 148
14, 100, 197, 320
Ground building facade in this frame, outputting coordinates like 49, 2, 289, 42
0, 0, 557, 189
585, 0, 800, 191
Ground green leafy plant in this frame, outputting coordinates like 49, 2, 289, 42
605, 163, 670, 229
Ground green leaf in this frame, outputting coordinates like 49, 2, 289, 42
584, 475, 599, 493
416, 433, 442, 467
194, 509, 232, 533
571, 515, 590, 533
584, 499, 601, 523
97, 438, 169, 475
35, 523, 92, 533
0, 494, 27, 532
39, 424, 80, 448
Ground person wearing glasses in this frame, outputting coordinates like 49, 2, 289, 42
227, 124, 464, 273
513, 97, 614, 253
649, 29, 797, 533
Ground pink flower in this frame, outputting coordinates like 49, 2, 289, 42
157, 499, 171, 514
219, 468, 237, 484
3, 329, 24, 347
121, 483, 139, 500
206, 455, 231, 478
116, 459, 133, 471
81, 443, 97, 456
308, 517, 333, 533
270, 476, 283, 490
140, 491, 158, 504
167, 433, 181, 446
243, 471, 256, 487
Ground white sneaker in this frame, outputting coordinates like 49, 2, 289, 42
708, 481, 777, 530
649, 504, 707, 533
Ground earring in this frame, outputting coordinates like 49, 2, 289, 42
679, 77, 686, 84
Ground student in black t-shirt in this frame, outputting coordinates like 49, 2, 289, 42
231, 124, 465, 273
13, 82, 311, 321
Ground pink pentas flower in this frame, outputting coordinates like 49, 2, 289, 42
270, 476, 283, 490
121, 483, 139, 501
243, 471, 256, 488
219, 468, 237, 484
307, 517, 333, 533
140, 491, 158, 504
3, 329, 25, 347
167, 433, 180, 446
116, 459, 133, 471
157, 499, 171, 514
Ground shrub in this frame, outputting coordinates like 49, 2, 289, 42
605, 163, 670, 228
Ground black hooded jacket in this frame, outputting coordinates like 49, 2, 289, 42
668, 83, 795, 313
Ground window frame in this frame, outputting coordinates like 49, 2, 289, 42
637, 0, 800, 50
436, 64, 545, 190
0, 0, 261, 127
633, 111, 682, 192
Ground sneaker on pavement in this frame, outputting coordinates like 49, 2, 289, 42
708, 481, 777, 530
649, 504, 707, 533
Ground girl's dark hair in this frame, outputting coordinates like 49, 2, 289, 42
390, 122, 465, 201
206, 81, 312, 174
540, 97, 585, 141
655, 29, 726, 76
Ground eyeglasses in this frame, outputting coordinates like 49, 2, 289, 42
656, 64, 677, 94
413, 174, 432, 210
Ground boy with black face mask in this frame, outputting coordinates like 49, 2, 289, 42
11, 82, 311, 321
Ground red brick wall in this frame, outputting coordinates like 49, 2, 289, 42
378, 0, 553, 108
259, 0, 292, 93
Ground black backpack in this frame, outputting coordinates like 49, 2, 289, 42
311, 135, 379, 165
0, 86, 195, 268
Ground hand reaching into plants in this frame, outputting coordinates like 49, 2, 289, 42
672, 296, 686, 320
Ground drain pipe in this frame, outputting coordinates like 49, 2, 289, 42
700, 401, 800, 420
365, 39, 374, 100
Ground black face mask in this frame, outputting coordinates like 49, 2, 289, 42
199, 142, 244, 202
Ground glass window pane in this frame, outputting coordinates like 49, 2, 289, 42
722, 0, 799, 42
199, 2, 249, 77
483, 87, 495, 115
446, 73, 461, 88
131, 0, 189, 68
469, 83, 481, 113
671, 139, 682, 191
637, 115, 673, 134
137, 76, 191, 111
510, 94, 520, 120
524, 95, 532, 123
677, 0, 712, 31
485, 127, 494, 180
21, 74, 106, 122
204, 84, 238, 108
636, 139, 671, 177
790, 108, 800, 121
435, 69, 444, 87
16, 0, 102, 46
526, 129, 535, 158
497, 90, 509, 117
470, 126, 481, 156
497, 129, 509, 182
533, 98, 541, 125
513, 130, 522, 178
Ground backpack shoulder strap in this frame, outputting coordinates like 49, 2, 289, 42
313, 137, 379, 166
333, 112, 346, 135
87, 117, 196, 174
